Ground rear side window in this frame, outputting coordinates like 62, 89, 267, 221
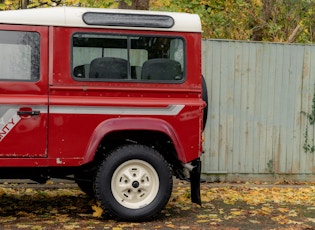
0, 30, 40, 81
72, 33, 185, 82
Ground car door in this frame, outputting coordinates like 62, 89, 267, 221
0, 25, 48, 157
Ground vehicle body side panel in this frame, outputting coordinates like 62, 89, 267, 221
0, 25, 203, 166
48, 27, 203, 165
0, 25, 49, 159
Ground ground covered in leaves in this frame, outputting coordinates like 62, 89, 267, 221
0, 180, 314, 229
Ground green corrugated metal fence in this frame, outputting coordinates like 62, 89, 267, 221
202, 39, 315, 180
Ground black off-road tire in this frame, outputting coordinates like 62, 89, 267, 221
94, 144, 173, 221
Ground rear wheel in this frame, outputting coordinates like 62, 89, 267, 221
94, 144, 173, 221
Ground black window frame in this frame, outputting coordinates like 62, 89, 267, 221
71, 32, 186, 84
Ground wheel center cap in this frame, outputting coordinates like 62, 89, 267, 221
132, 181, 140, 188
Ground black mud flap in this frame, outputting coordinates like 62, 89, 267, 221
190, 158, 202, 205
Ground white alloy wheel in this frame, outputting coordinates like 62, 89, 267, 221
94, 144, 173, 221
111, 159, 159, 209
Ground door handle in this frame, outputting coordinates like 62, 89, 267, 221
17, 111, 40, 116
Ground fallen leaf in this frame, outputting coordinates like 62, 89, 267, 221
277, 207, 289, 213
288, 220, 304, 225
271, 215, 290, 225
208, 214, 218, 219
46, 180, 54, 185
196, 214, 208, 219
288, 210, 297, 217
230, 209, 244, 216
92, 204, 103, 218
166, 224, 175, 228
248, 220, 260, 224
196, 219, 210, 223
260, 206, 272, 215
308, 218, 315, 223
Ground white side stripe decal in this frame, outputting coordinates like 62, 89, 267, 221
0, 105, 184, 142
49, 105, 185, 116
0, 109, 21, 142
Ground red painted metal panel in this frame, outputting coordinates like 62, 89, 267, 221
0, 25, 49, 160
0, 24, 203, 167
48, 26, 203, 165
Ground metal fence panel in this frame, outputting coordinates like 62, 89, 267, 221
202, 39, 315, 177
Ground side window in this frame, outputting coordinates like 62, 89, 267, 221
0, 30, 40, 81
72, 33, 185, 82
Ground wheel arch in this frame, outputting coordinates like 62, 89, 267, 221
81, 117, 185, 165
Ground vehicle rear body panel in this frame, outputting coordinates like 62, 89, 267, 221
0, 7, 204, 168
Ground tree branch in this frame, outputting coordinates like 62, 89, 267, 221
288, 24, 302, 43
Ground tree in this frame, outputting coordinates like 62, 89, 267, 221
151, 0, 315, 43
1, 0, 314, 43
250, 0, 315, 43
119, 0, 149, 10
20, 0, 29, 9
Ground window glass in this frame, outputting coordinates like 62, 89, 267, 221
0, 31, 40, 81
72, 33, 185, 82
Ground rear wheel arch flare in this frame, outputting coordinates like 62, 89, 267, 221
82, 117, 185, 164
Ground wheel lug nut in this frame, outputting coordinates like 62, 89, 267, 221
132, 181, 140, 188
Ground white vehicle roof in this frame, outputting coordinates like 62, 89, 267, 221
0, 7, 202, 33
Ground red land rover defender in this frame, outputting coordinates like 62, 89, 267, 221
0, 7, 207, 221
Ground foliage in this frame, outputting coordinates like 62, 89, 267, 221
151, 0, 315, 43
1, 0, 314, 42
